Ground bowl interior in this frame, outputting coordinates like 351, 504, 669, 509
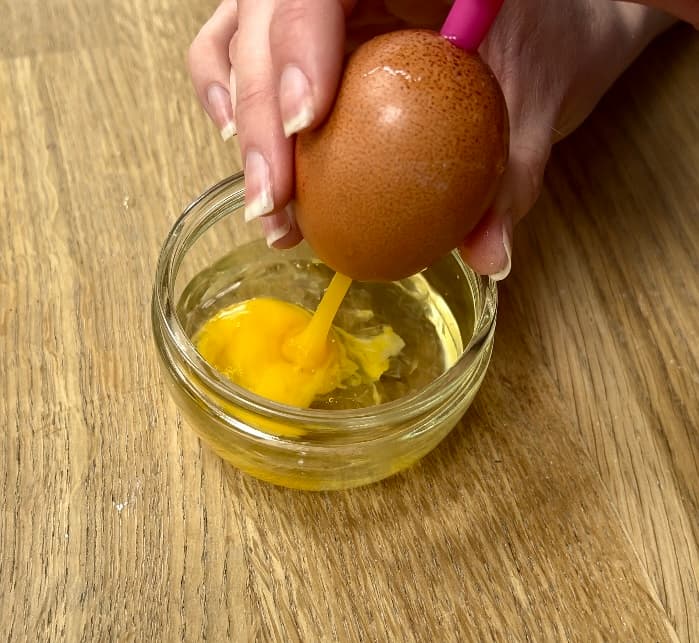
159, 173, 496, 422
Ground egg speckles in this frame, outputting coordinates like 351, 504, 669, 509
295, 29, 509, 282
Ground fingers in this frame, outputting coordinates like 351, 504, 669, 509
459, 209, 513, 281
188, 0, 238, 140
459, 119, 553, 280
262, 202, 304, 249
189, 0, 349, 248
623, 0, 698, 26
268, 2, 346, 137
232, 0, 288, 223
457, 0, 561, 281
233, 0, 347, 242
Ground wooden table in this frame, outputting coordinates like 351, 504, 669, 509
1, 2, 697, 640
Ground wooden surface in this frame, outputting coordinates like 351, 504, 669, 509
1, 1, 697, 640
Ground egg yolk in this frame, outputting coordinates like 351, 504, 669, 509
194, 273, 404, 409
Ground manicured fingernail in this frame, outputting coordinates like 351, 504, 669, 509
279, 65, 314, 137
262, 211, 291, 247
285, 200, 297, 226
220, 121, 237, 141
206, 84, 236, 140
490, 221, 512, 281
244, 150, 274, 221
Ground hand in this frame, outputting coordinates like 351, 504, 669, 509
459, 0, 675, 278
188, 0, 676, 278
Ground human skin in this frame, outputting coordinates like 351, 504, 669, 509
188, 0, 695, 278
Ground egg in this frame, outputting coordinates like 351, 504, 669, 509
295, 29, 509, 282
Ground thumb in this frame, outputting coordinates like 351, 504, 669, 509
459, 122, 553, 280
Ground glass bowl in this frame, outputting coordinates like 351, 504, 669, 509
152, 172, 497, 490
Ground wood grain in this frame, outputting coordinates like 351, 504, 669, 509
0, 1, 697, 640
507, 27, 699, 640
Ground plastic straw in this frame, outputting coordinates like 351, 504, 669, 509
440, 0, 504, 51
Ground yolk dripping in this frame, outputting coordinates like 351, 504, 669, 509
194, 273, 405, 409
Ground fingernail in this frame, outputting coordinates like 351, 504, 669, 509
262, 211, 291, 247
490, 221, 512, 281
220, 70, 238, 141
220, 121, 237, 141
244, 150, 274, 221
285, 200, 297, 226
206, 84, 236, 141
279, 65, 314, 137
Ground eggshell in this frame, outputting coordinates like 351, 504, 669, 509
295, 29, 509, 281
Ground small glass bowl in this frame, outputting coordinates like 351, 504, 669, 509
152, 172, 497, 490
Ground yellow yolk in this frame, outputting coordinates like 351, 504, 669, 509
194, 273, 404, 409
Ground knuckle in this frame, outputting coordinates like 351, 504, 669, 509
268, 1, 309, 49
272, 0, 310, 26
235, 81, 269, 114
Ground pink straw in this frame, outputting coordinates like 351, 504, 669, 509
440, 0, 504, 51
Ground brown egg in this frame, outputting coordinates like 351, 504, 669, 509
295, 29, 509, 282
